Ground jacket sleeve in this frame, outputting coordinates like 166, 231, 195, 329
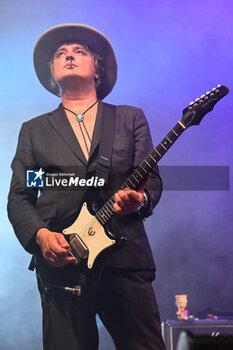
7, 122, 49, 254
132, 108, 162, 218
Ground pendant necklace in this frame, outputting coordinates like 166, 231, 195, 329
63, 99, 98, 157
63, 99, 98, 122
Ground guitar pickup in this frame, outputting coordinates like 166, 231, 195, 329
69, 234, 89, 259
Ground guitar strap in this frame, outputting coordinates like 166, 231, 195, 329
95, 103, 116, 184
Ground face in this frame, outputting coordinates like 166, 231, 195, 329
52, 43, 99, 87
178, 300, 187, 309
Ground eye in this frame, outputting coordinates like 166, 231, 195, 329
75, 49, 86, 55
55, 51, 65, 58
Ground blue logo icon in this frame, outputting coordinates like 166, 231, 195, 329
26, 168, 45, 187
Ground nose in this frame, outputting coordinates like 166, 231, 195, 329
66, 56, 74, 63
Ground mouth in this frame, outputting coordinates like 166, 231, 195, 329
65, 64, 77, 69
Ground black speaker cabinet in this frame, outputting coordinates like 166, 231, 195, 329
161, 319, 233, 350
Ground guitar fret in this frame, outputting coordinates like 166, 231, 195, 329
127, 177, 135, 187
160, 142, 167, 150
109, 197, 115, 205
131, 173, 140, 183
167, 132, 177, 143
96, 213, 104, 225
166, 136, 172, 144
108, 203, 115, 214
95, 119, 189, 226
103, 207, 111, 218
104, 205, 112, 216
106, 201, 114, 213
135, 169, 144, 179
148, 153, 156, 162
155, 149, 162, 157
141, 166, 148, 174
101, 214, 107, 223
172, 128, 178, 136
144, 159, 151, 167
99, 217, 106, 225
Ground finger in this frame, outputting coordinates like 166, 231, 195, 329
56, 256, 77, 267
50, 237, 70, 255
114, 192, 127, 208
50, 256, 77, 268
117, 190, 130, 205
56, 234, 70, 249
119, 189, 143, 209
113, 201, 131, 215
113, 203, 121, 213
52, 248, 70, 257
117, 190, 128, 200
44, 249, 57, 260
113, 202, 124, 213
127, 190, 143, 204
44, 255, 56, 266
43, 244, 68, 260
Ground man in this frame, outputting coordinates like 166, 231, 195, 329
8, 24, 165, 350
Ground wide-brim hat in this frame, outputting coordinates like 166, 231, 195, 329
33, 23, 117, 99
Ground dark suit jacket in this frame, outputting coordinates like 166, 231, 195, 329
7, 101, 162, 270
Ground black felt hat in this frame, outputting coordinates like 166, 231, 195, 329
33, 23, 117, 99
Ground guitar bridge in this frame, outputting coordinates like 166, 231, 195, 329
69, 234, 89, 260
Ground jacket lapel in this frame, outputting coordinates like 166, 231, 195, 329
47, 104, 87, 165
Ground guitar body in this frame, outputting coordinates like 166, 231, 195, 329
63, 202, 117, 269
37, 199, 127, 300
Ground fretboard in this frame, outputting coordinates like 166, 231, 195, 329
95, 120, 186, 225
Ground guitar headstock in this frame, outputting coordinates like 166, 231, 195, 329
181, 85, 229, 128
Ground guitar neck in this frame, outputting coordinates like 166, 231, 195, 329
95, 120, 186, 225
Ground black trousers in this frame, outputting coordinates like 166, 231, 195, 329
38, 268, 165, 350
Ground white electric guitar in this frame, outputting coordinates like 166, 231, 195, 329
43, 85, 229, 298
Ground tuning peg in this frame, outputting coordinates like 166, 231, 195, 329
190, 101, 194, 105
212, 88, 216, 91
201, 95, 205, 98
217, 84, 221, 87
206, 91, 210, 94
195, 98, 200, 102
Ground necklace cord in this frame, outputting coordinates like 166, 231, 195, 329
63, 100, 98, 120
63, 100, 98, 157
78, 121, 90, 155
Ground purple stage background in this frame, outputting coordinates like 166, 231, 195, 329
1, 1, 232, 349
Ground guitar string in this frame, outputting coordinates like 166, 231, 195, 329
68, 195, 119, 244
69, 124, 184, 242
69, 95, 212, 247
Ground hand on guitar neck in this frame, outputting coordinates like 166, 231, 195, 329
36, 228, 77, 268
113, 173, 151, 215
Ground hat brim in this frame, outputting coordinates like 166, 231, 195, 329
33, 24, 117, 100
